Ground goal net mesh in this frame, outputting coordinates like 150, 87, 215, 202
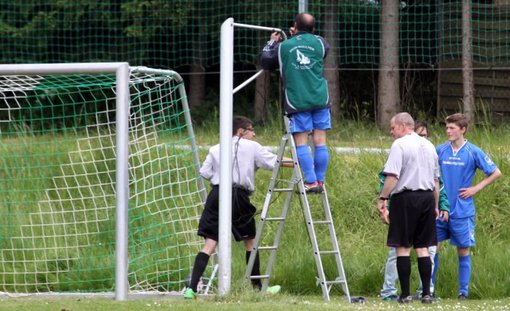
0, 68, 206, 294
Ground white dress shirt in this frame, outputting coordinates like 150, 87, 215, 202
199, 136, 277, 192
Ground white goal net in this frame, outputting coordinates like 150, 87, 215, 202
0, 64, 207, 296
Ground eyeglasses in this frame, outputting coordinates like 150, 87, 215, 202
245, 127, 255, 132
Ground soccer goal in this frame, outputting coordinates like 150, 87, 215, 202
0, 63, 207, 299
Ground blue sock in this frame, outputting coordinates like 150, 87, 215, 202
431, 253, 439, 288
296, 145, 316, 184
458, 255, 471, 296
314, 145, 329, 183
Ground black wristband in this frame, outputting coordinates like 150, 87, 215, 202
379, 196, 389, 201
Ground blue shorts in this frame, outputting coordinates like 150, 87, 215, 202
289, 107, 331, 133
436, 216, 475, 247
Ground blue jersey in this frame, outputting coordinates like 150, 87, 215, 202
436, 141, 498, 218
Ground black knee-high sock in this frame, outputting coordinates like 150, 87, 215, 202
418, 256, 432, 296
396, 256, 411, 298
246, 251, 262, 290
189, 252, 210, 292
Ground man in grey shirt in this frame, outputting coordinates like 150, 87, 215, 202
184, 116, 282, 299
376, 112, 440, 304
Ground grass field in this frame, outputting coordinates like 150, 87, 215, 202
1, 294, 510, 310
192, 117, 510, 300
0, 116, 509, 307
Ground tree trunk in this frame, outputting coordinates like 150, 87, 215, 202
494, 0, 510, 8
254, 33, 271, 123
323, 3, 341, 118
462, 0, 474, 121
188, 63, 206, 109
188, 10, 206, 110
377, 0, 400, 128
436, 0, 444, 118
253, 65, 270, 123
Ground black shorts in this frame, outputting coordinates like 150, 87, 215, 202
197, 186, 257, 242
387, 190, 437, 248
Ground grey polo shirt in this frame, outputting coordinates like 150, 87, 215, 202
383, 132, 439, 195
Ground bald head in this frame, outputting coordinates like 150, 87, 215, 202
295, 13, 315, 33
391, 112, 415, 129
390, 112, 415, 139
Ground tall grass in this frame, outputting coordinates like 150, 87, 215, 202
227, 116, 510, 299
0, 116, 508, 299
0, 130, 206, 293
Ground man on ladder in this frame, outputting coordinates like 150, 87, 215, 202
261, 12, 331, 193
248, 13, 350, 302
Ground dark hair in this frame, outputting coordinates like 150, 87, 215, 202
445, 113, 468, 130
295, 13, 315, 33
415, 120, 428, 131
232, 116, 253, 136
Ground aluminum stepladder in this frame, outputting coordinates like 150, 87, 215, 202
244, 116, 350, 302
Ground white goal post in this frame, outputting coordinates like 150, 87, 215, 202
219, 18, 286, 296
0, 63, 206, 300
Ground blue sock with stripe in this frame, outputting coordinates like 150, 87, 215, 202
296, 145, 316, 184
458, 254, 471, 296
314, 145, 329, 183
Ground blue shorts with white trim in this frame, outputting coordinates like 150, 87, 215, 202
289, 107, 331, 133
436, 216, 475, 247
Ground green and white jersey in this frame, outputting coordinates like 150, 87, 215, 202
277, 32, 329, 114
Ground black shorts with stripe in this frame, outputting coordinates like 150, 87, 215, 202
198, 185, 257, 242
387, 190, 437, 248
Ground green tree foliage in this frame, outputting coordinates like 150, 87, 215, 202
1, 1, 509, 123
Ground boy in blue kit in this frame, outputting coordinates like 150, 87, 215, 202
435, 113, 502, 300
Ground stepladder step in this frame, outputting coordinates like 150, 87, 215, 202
325, 279, 348, 285
264, 216, 286, 222
318, 250, 338, 255
272, 187, 294, 193
250, 274, 270, 280
313, 220, 332, 225
258, 245, 278, 251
